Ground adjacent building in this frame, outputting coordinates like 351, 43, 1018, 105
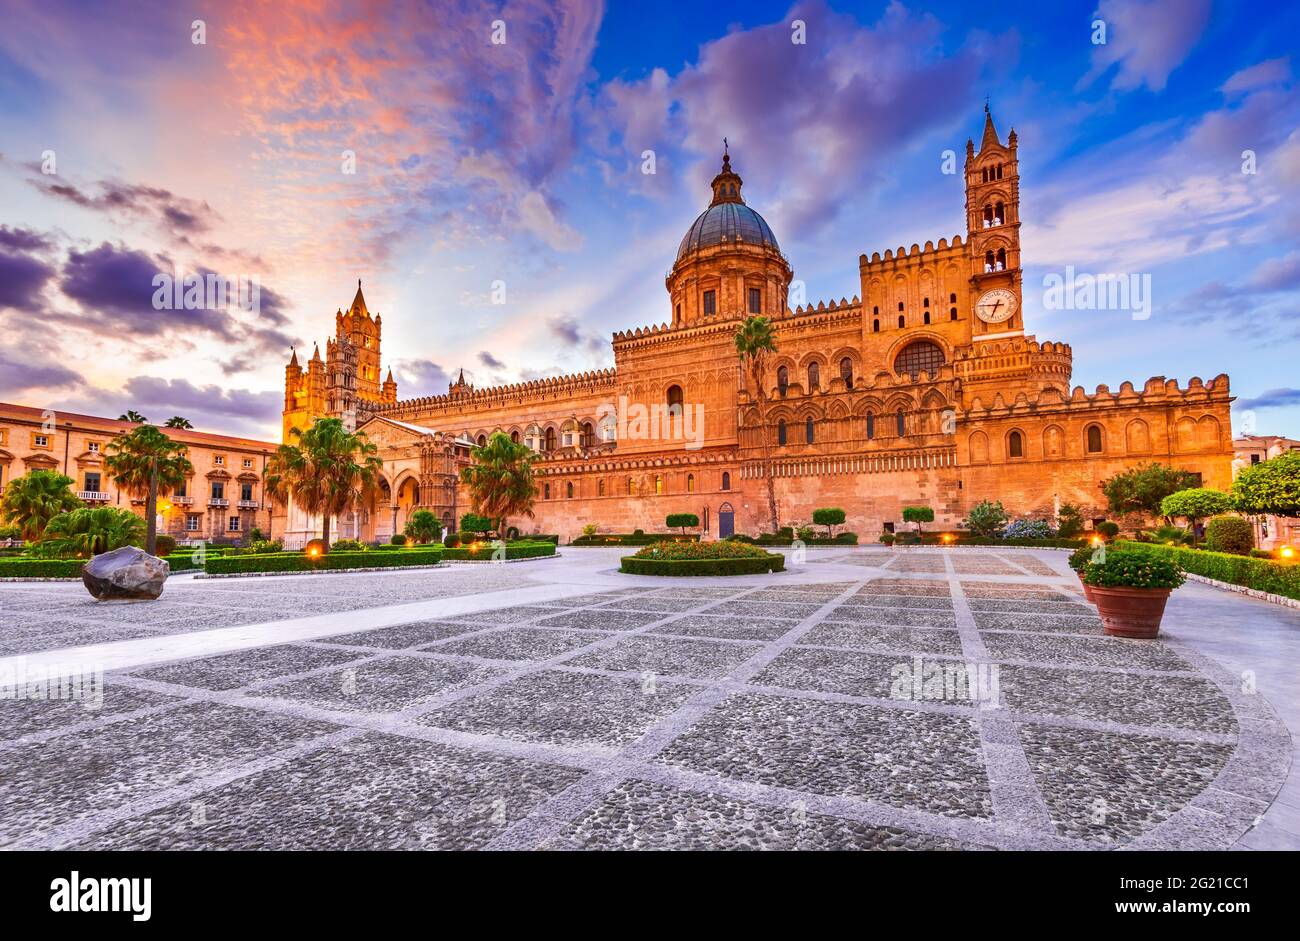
1233, 434, 1300, 549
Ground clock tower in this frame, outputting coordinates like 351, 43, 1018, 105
965, 104, 1023, 340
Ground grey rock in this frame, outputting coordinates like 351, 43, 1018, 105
81, 546, 169, 601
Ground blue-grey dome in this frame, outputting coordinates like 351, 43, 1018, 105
676, 201, 780, 262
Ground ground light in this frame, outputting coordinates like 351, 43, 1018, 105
1281, 545, 1295, 559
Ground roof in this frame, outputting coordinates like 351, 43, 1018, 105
0, 402, 278, 451
676, 201, 780, 262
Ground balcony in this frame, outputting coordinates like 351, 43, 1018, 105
77, 491, 111, 502
237, 500, 258, 509
209, 498, 229, 507
172, 495, 193, 505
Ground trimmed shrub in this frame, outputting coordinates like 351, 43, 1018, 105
666, 513, 700, 534
1203, 515, 1254, 556
460, 513, 494, 535
205, 549, 442, 575
879, 532, 896, 545
443, 532, 461, 548
963, 500, 1007, 537
1096, 521, 1120, 540
154, 535, 177, 557
812, 508, 846, 539
391, 533, 408, 546
1117, 541, 1300, 601
620, 540, 783, 575
330, 539, 367, 552
441, 541, 557, 561
0, 558, 86, 578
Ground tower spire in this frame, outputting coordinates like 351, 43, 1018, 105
981, 102, 1001, 150
709, 141, 744, 207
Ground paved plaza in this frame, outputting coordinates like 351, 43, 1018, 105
1, 547, 1296, 851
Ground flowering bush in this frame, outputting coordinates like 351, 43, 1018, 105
632, 539, 770, 561
1004, 519, 1053, 540
1081, 549, 1185, 590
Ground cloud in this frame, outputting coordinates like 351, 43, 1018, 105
119, 376, 282, 422
0, 348, 84, 397
1079, 0, 1211, 93
1222, 57, 1291, 96
477, 351, 506, 370
0, 248, 56, 310
0, 225, 55, 252
392, 359, 453, 398
30, 177, 217, 239
1235, 388, 1300, 410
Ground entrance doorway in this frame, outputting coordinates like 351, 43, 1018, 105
718, 502, 735, 538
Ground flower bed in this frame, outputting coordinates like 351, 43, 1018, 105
1116, 540, 1300, 601
619, 539, 784, 576
204, 548, 442, 575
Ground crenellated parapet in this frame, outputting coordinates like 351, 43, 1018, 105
376, 367, 619, 416
859, 235, 967, 272
964, 373, 1232, 419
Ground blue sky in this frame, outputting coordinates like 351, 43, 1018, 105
0, 0, 1297, 440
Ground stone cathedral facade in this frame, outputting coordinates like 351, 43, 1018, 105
273, 109, 1234, 545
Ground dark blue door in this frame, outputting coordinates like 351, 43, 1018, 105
718, 503, 734, 538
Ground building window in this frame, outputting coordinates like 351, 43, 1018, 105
175, 480, 187, 498
950, 307, 958, 321
805, 418, 815, 444
581, 422, 595, 448
721, 471, 731, 490
840, 357, 853, 389
477, 434, 487, 446
1008, 431, 1024, 458
807, 362, 820, 392
898, 302, 905, 311
511, 430, 520, 444
241, 483, 254, 501
544, 427, 556, 451
675, 303, 681, 322
214, 455, 224, 466
34, 434, 49, 448
924, 311, 931, 324
703, 290, 716, 316
228, 516, 240, 532
687, 474, 695, 492
566, 481, 574, 498
777, 420, 787, 446
84, 472, 100, 493
748, 287, 762, 314
211, 482, 224, 499
185, 515, 200, 532
777, 366, 789, 394
242, 459, 253, 468
896, 409, 906, 437
544, 483, 551, 499
627, 477, 634, 495
898, 315, 905, 328
666, 384, 684, 415
866, 413, 875, 440
598, 478, 606, 496
88, 441, 100, 453
655, 475, 663, 494
1251, 453, 1261, 464
1086, 425, 1103, 453
873, 319, 880, 333
894, 341, 946, 378
950, 292, 957, 303
996, 248, 1007, 270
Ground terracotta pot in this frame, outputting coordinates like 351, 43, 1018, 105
1077, 571, 1094, 602
1088, 584, 1172, 639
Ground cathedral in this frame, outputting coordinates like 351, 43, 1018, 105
273, 108, 1234, 546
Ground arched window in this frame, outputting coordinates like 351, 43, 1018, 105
721, 471, 731, 490
996, 248, 1007, 270
866, 413, 875, 440
894, 341, 946, 379
898, 301, 905, 311
985, 251, 995, 273
655, 475, 663, 494
544, 483, 551, 499
898, 315, 905, 328
807, 362, 820, 391
839, 357, 853, 389
777, 419, 788, 446
580, 422, 595, 448
924, 311, 931, 324
566, 481, 574, 498
627, 477, 634, 495
994, 201, 1004, 225
805, 417, 815, 443
950, 307, 958, 321
1086, 425, 1103, 453
950, 292, 957, 303
923, 297, 930, 308
510, 430, 520, 444
1008, 431, 1024, 458
983, 204, 994, 227
476, 434, 486, 446
777, 366, 789, 394
686, 474, 695, 493
896, 409, 906, 436
598, 478, 605, 496
873, 319, 880, 333
544, 427, 556, 451
666, 384, 684, 415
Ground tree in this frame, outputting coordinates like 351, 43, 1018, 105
902, 505, 935, 537
1233, 450, 1300, 518
264, 418, 382, 553
458, 431, 538, 535
812, 507, 846, 539
460, 512, 494, 537
1056, 502, 1084, 539
404, 509, 442, 544
105, 424, 193, 556
1100, 463, 1200, 520
0, 470, 83, 541
963, 500, 1007, 537
163, 416, 193, 429
1159, 488, 1233, 546
35, 507, 145, 557
118, 410, 148, 423
734, 315, 780, 535
666, 513, 699, 535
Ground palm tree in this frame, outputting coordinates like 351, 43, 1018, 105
37, 506, 145, 557
734, 314, 780, 534
164, 416, 194, 429
118, 410, 148, 423
459, 431, 538, 534
264, 418, 382, 552
105, 424, 194, 555
0, 470, 83, 541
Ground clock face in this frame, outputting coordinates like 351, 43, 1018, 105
975, 288, 1018, 324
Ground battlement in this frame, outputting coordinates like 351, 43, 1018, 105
965, 373, 1232, 417
859, 235, 966, 270
378, 367, 618, 414
789, 295, 862, 318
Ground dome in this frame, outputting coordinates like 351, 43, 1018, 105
676, 202, 780, 262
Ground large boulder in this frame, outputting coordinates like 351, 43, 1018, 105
81, 546, 170, 601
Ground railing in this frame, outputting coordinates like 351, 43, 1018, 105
172, 495, 193, 505
77, 491, 110, 501
209, 498, 229, 507
237, 500, 258, 509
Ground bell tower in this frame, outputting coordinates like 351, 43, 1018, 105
965, 105, 1024, 339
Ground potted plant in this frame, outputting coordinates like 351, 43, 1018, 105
1080, 548, 1185, 639
879, 532, 896, 548
1067, 545, 1100, 601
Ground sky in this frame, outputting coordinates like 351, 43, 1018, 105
1, 0, 1297, 441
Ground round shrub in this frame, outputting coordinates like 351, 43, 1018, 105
330, 538, 366, 552
1081, 549, 1185, 590
1203, 515, 1254, 555
154, 534, 177, 557
443, 532, 461, 548
1095, 521, 1120, 540
391, 533, 408, 546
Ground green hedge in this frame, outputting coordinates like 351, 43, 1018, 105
571, 533, 698, 546
205, 549, 442, 575
440, 541, 557, 561
620, 554, 785, 576
1116, 541, 1300, 601
0, 558, 86, 578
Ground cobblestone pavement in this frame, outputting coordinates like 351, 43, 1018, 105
0, 548, 1293, 851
